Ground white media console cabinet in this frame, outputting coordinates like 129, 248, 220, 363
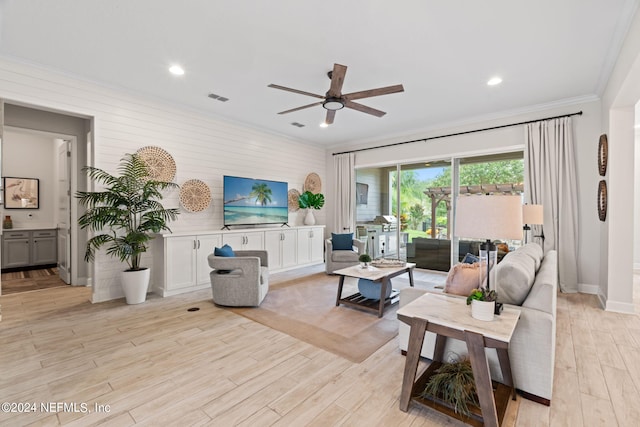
152, 225, 325, 297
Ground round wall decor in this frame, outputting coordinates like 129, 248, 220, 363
598, 180, 607, 222
179, 179, 212, 213
136, 146, 177, 182
288, 189, 301, 212
304, 172, 322, 194
598, 134, 608, 177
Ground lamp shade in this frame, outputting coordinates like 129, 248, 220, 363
522, 204, 543, 225
455, 195, 523, 241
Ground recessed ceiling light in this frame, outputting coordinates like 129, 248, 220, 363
319, 122, 329, 128
169, 65, 185, 76
487, 77, 502, 86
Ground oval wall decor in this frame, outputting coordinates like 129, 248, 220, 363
304, 172, 322, 194
287, 189, 301, 212
136, 146, 177, 182
179, 179, 212, 213
597, 180, 607, 222
598, 134, 608, 177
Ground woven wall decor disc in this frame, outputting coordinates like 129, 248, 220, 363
136, 146, 176, 182
179, 179, 212, 213
598, 134, 608, 177
598, 180, 607, 222
304, 172, 322, 194
288, 189, 301, 212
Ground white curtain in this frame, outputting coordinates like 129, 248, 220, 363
333, 153, 355, 234
525, 117, 579, 293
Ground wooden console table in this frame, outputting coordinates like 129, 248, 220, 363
397, 293, 521, 427
333, 263, 415, 318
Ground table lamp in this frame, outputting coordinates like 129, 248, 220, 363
455, 195, 523, 293
522, 204, 543, 244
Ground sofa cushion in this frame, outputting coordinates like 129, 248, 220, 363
332, 233, 354, 250
332, 250, 359, 262
494, 249, 536, 305
444, 262, 481, 296
517, 243, 544, 271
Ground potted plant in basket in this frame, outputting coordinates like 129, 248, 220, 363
466, 287, 497, 321
298, 190, 325, 225
76, 153, 179, 304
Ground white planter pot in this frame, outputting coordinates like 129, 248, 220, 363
471, 299, 495, 321
304, 209, 316, 225
121, 268, 150, 305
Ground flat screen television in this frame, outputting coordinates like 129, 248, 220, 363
223, 175, 289, 226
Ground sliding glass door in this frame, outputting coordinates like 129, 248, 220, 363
355, 151, 524, 271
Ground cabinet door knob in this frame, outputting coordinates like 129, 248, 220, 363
197, 240, 201, 249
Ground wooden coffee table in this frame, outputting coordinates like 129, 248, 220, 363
333, 262, 415, 318
397, 293, 521, 427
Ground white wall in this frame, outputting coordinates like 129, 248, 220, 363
600, 5, 640, 312
634, 103, 640, 271
327, 99, 603, 293
0, 57, 326, 303
2, 128, 56, 228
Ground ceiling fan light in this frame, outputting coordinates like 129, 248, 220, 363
323, 97, 344, 111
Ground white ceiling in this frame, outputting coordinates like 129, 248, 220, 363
0, 0, 637, 147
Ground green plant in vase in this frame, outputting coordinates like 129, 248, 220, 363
420, 357, 479, 417
76, 153, 179, 304
298, 191, 325, 225
358, 253, 372, 268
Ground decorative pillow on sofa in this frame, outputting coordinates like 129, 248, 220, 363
517, 243, 544, 271
214, 244, 235, 273
214, 244, 235, 257
461, 253, 479, 264
494, 249, 536, 305
332, 233, 354, 251
444, 262, 481, 296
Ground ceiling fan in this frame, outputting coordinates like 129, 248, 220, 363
268, 63, 404, 125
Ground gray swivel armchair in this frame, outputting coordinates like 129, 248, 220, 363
325, 238, 366, 274
207, 250, 269, 307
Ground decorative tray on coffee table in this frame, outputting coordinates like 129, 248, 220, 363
370, 258, 406, 268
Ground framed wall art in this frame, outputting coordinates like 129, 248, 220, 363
4, 177, 39, 209
356, 182, 369, 205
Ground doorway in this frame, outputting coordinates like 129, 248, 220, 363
0, 102, 92, 296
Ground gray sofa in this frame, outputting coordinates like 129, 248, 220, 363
398, 243, 557, 405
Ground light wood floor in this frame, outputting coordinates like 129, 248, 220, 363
1, 267, 68, 295
0, 266, 638, 426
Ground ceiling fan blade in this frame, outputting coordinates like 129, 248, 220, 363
344, 100, 386, 117
343, 84, 405, 101
327, 64, 347, 97
268, 84, 325, 99
325, 110, 336, 125
277, 101, 323, 115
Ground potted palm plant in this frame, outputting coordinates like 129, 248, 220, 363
298, 190, 325, 225
77, 153, 179, 304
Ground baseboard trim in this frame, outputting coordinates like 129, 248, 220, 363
517, 390, 550, 406
578, 283, 600, 294
605, 299, 635, 314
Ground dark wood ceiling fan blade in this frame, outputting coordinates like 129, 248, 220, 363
344, 100, 386, 117
277, 101, 323, 114
325, 110, 336, 125
327, 64, 347, 97
268, 84, 325, 99
343, 84, 405, 101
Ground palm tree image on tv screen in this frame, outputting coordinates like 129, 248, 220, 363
223, 176, 289, 226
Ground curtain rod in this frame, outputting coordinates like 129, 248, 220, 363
332, 111, 583, 156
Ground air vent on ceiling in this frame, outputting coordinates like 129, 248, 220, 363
208, 93, 229, 102
291, 122, 305, 128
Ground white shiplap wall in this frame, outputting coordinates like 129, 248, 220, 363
0, 57, 326, 302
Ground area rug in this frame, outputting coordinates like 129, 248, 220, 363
229, 270, 439, 363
